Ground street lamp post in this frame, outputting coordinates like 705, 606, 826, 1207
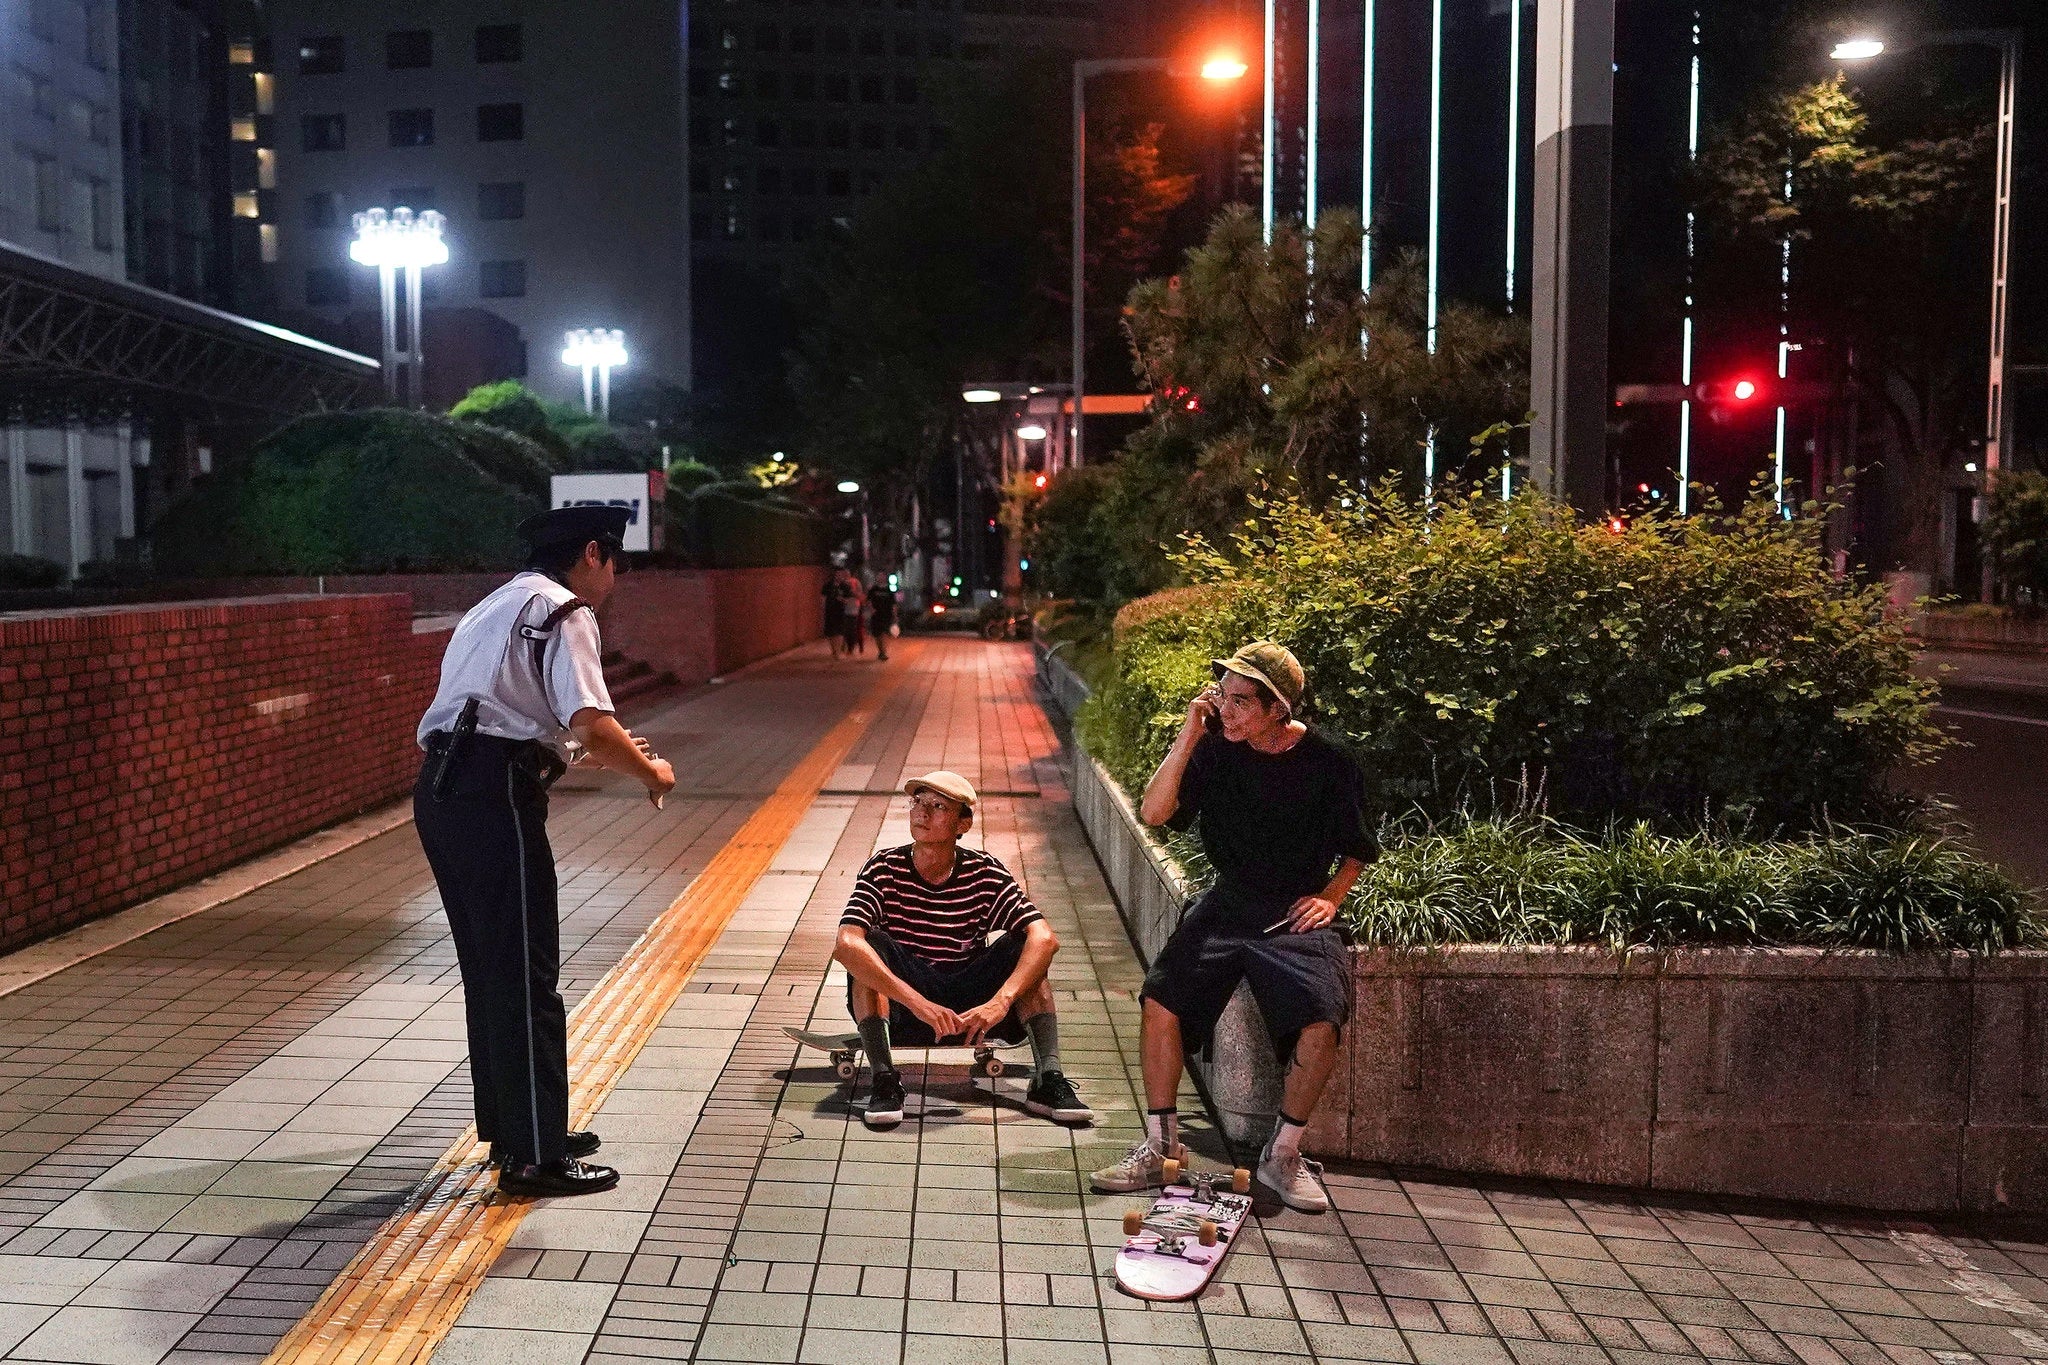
349, 207, 447, 406
1835, 30, 2020, 598
562, 329, 629, 421
838, 480, 869, 567
1072, 55, 1245, 473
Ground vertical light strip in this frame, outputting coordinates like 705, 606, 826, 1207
1306, 0, 1320, 225
1263, 0, 1277, 241
1776, 161, 1792, 512
1423, 0, 1442, 505
1503, 0, 1522, 308
1677, 12, 1701, 515
1360, 0, 1375, 292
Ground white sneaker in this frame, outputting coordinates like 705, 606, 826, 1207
1089, 1137, 1187, 1193
1257, 1148, 1331, 1212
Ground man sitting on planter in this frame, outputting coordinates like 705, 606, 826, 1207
834, 770, 1093, 1129
1091, 641, 1371, 1212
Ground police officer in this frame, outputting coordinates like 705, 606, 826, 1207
414, 505, 676, 1198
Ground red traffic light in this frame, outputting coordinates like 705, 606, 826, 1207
1697, 376, 1766, 405
1033, 474, 1048, 489
1733, 379, 1757, 400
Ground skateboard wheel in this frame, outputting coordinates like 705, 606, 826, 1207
835, 1060, 856, 1081
1231, 1167, 1251, 1195
1198, 1220, 1219, 1248
1161, 1158, 1180, 1186
1123, 1209, 1143, 1237
984, 1056, 1005, 1078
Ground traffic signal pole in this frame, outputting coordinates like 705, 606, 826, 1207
1528, 0, 1615, 516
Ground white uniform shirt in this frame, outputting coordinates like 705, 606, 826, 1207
416, 571, 614, 757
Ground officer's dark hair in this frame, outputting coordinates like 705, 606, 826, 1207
525, 535, 621, 580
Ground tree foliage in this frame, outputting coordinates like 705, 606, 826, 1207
1985, 471, 2048, 608
1691, 75, 1990, 572
449, 379, 643, 473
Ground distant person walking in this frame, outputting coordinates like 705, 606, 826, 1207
414, 507, 676, 1199
836, 568, 865, 656
866, 577, 898, 661
823, 569, 847, 658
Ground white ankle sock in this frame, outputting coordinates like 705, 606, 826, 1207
1145, 1108, 1177, 1152
1267, 1113, 1308, 1162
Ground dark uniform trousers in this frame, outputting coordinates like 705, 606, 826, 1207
413, 735, 569, 1166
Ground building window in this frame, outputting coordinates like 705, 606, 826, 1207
721, 168, 745, 192
305, 267, 348, 305
721, 117, 742, 146
894, 75, 917, 104
18, 69, 55, 121
690, 210, 712, 239
859, 75, 884, 103
305, 192, 338, 228
757, 118, 780, 147
824, 74, 849, 102
389, 108, 434, 147
387, 30, 432, 69
717, 70, 740, 96
792, 214, 814, 241
791, 121, 816, 149
824, 120, 849, 148
475, 23, 522, 63
231, 116, 257, 141
895, 124, 918, 151
298, 35, 344, 74
825, 169, 850, 196
756, 71, 780, 98
88, 102, 112, 145
257, 147, 277, 188
790, 72, 815, 101
858, 28, 883, 54
928, 124, 950, 149
689, 164, 709, 192
479, 259, 526, 297
895, 31, 917, 56
229, 41, 254, 63
259, 222, 278, 262
791, 167, 816, 193
824, 27, 848, 53
390, 183, 436, 209
689, 116, 711, 146
756, 166, 781, 194
27, 0, 54, 40
254, 71, 275, 114
476, 102, 523, 141
755, 23, 779, 51
858, 123, 883, 150
927, 32, 952, 56
85, 176, 113, 249
757, 215, 782, 241
83, 1, 111, 70
301, 113, 345, 151
477, 180, 525, 220
233, 190, 260, 218
790, 26, 815, 52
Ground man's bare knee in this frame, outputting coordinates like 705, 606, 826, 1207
850, 982, 887, 1021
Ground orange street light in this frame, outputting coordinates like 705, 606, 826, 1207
1201, 56, 1249, 81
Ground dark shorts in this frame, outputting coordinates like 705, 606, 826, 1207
846, 928, 1029, 1046
1141, 888, 1350, 1060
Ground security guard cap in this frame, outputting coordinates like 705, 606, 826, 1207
519, 505, 632, 552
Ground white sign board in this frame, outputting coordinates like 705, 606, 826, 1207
549, 472, 662, 553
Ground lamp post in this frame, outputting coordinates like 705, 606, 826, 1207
349, 207, 447, 406
562, 328, 628, 422
1072, 54, 1246, 473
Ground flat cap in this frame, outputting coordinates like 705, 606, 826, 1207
903, 770, 978, 810
519, 505, 632, 550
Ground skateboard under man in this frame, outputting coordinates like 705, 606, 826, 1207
1114, 1159, 1254, 1301
781, 1026, 1029, 1081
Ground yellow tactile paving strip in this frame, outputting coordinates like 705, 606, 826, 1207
261, 648, 913, 1365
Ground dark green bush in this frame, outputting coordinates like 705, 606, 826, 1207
449, 379, 642, 472
150, 409, 542, 574
678, 485, 828, 568
0, 553, 66, 589
1083, 484, 1942, 832
667, 458, 721, 495
1986, 471, 2048, 607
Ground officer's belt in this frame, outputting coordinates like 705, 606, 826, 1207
423, 730, 568, 789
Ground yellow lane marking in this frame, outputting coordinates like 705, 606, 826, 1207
263, 648, 910, 1365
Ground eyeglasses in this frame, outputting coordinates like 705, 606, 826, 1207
909, 794, 962, 816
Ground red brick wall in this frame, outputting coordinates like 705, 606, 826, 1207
711, 566, 829, 675
0, 595, 449, 954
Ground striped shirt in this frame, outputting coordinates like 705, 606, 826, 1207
841, 845, 1042, 966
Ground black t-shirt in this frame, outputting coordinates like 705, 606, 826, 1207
867, 586, 897, 625
1165, 727, 1374, 908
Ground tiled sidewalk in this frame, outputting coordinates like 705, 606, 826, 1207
5, 638, 2048, 1365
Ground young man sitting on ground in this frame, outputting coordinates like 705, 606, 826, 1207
1090, 641, 1371, 1212
833, 770, 1092, 1129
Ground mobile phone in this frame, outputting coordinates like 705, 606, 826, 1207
1201, 687, 1221, 734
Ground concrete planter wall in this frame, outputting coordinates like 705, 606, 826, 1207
1043, 643, 2048, 1213
1912, 609, 2048, 654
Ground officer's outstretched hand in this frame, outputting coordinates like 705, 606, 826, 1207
646, 758, 676, 809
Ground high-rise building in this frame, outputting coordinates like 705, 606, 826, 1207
119, 0, 239, 306
257, 0, 689, 407
3, 0, 125, 279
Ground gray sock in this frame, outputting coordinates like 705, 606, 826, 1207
857, 1014, 894, 1073
1024, 1011, 1061, 1076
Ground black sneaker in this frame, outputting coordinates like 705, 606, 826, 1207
1024, 1070, 1094, 1123
497, 1157, 620, 1198
864, 1067, 906, 1128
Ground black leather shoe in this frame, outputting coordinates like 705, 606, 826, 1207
491, 1131, 601, 1166
497, 1157, 620, 1198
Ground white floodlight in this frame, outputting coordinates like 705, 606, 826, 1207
1831, 38, 1885, 60
962, 388, 1002, 403
1016, 424, 1048, 441
837, 480, 861, 493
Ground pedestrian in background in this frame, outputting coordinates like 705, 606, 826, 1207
823, 569, 847, 658
866, 577, 898, 661
837, 568, 865, 656
414, 506, 676, 1198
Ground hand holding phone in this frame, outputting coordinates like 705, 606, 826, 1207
1188, 684, 1222, 736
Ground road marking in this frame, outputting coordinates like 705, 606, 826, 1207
1938, 705, 2048, 729
1892, 1229, 2048, 1360
261, 648, 911, 1365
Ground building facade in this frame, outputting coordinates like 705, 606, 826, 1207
256, 0, 689, 407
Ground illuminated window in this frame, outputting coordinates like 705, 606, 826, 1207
253, 71, 274, 115
231, 117, 257, 142
256, 147, 276, 189
229, 42, 255, 63
259, 223, 278, 262
233, 191, 260, 218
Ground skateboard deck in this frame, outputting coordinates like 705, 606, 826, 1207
1114, 1161, 1253, 1302
781, 1026, 1027, 1080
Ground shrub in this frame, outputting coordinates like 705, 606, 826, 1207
678, 484, 828, 568
1085, 484, 1942, 831
150, 409, 542, 574
450, 379, 642, 472
1986, 471, 2048, 608
667, 458, 721, 494
0, 553, 66, 589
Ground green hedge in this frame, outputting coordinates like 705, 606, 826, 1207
676, 484, 828, 569
0, 553, 66, 589
151, 409, 544, 574
1083, 486, 1941, 831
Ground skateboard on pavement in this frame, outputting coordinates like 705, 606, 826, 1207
1114, 1159, 1253, 1302
781, 1026, 1028, 1081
